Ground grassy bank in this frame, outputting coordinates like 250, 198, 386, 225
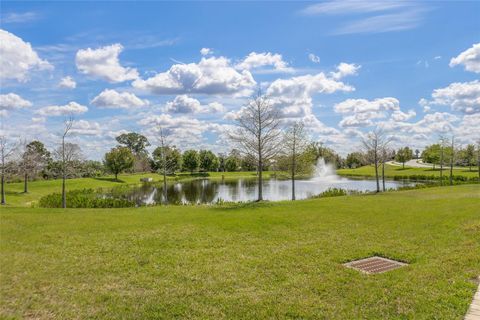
337, 164, 479, 179
2, 171, 274, 207
1, 185, 479, 319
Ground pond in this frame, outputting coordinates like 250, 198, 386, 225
107, 176, 415, 205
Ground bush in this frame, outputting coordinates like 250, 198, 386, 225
311, 188, 348, 198
38, 189, 135, 208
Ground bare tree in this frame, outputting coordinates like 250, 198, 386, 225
282, 121, 310, 200
0, 136, 17, 205
155, 126, 169, 204
449, 135, 455, 186
230, 91, 281, 201
60, 117, 74, 208
362, 129, 391, 193
17, 140, 49, 193
439, 135, 447, 185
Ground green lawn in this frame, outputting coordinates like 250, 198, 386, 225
1, 185, 479, 319
3, 171, 273, 207
337, 164, 479, 179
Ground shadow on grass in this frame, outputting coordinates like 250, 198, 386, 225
93, 177, 125, 183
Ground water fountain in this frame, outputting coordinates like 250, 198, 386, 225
312, 158, 343, 182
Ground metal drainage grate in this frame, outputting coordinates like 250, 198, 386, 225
344, 256, 407, 274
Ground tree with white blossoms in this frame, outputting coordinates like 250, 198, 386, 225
230, 90, 282, 201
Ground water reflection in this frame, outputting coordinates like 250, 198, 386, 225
107, 177, 415, 206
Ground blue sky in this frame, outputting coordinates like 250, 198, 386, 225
1, 1, 479, 159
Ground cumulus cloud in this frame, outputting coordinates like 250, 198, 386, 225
335, 97, 401, 128
91, 89, 149, 109
36, 101, 88, 116
132, 56, 256, 96
58, 76, 76, 89
449, 43, 480, 73
330, 62, 361, 79
236, 52, 292, 72
200, 48, 213, 56
165, 95, 224, 114
430, 80, 480, 114
308, 53, 320, 63
0, 93, 32, 110
267, 72, 354, 118
0, 29, 52, 82
71, 120, 102, 136
391, 109, 416, 121
76, 44, 139, 83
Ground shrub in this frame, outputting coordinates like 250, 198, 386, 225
38, 189, 135, 208
311, 188, 348, 198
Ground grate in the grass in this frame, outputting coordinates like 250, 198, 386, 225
344, 256, 407, 274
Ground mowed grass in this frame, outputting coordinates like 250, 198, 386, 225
3, 171, 273, 207
337, 164, 479, 179
1, 185, 479, 319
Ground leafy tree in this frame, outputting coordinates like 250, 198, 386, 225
395, 147, 413, 169
115, 132, 150, 155
104, 147, 135, 180
463, 144, 476, 171
199, 150, 218, 172
182, 150, 199, 173
345, 152, 365, 168
225, 156, 239, 172
217, 153, 226, 172
18, 140, 51, 193
308, 142, 343, 168
421, 144, 441, 169
152, 146, 182, 174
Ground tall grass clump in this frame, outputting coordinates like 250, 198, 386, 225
38, 189, 135, 208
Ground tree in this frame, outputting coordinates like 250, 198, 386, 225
282, 122, 310, 200
0, 136, 17, 205
415, 149, 420, 159
60, 117, 73, 208
229, 91, 281, 201
449, 136, 456, 186
225, 156, 239, 172
199, 150, 218, 172
116, 132, 150, 155
182, 150, 199, 173
463, 144, 476, 171
395, 147, 413, 169
363, 129, 390, 193
345, 152, 365, 169
217, 153, 226, 172
308, 142, 343, 168
18, 140, 50, 193
104, 147, 135, 181
421, 144, 441, 169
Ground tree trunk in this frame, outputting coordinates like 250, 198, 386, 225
374, 153, 380, 193
258, 158, 263, 201
449, 137, 454, 186
291, 159, 296, 201
440, 148, 443, 186
62, 136, 66, 209
402, 162, 405, 169
163, 168, 168, 205
24, 173, 28, 193
382, 162, 385, 192
115, 172, 118, 181
1, 172, 5, 205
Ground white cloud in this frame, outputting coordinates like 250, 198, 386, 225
335, 97, 401, 128
91, 89, 149, 109
330, 62, 361, 79
0, 93, 32, 110
267, 72, 354, 119
391, 109, 416, 121
71, 120, 102, 136
1, 12, 39, 24
75, 43, 139, 83
165, 95, 224, 114
449, 43, 480, 73
132, 56, 256, 96
308, 53, 320, 63
334, 97, 399, 114
36, 101, 88, 117
430, 80, 480, 114
236, 52, 292, 72
58, 76, 76, 89
0, 29, 52, 82
200, 48, 213, 56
